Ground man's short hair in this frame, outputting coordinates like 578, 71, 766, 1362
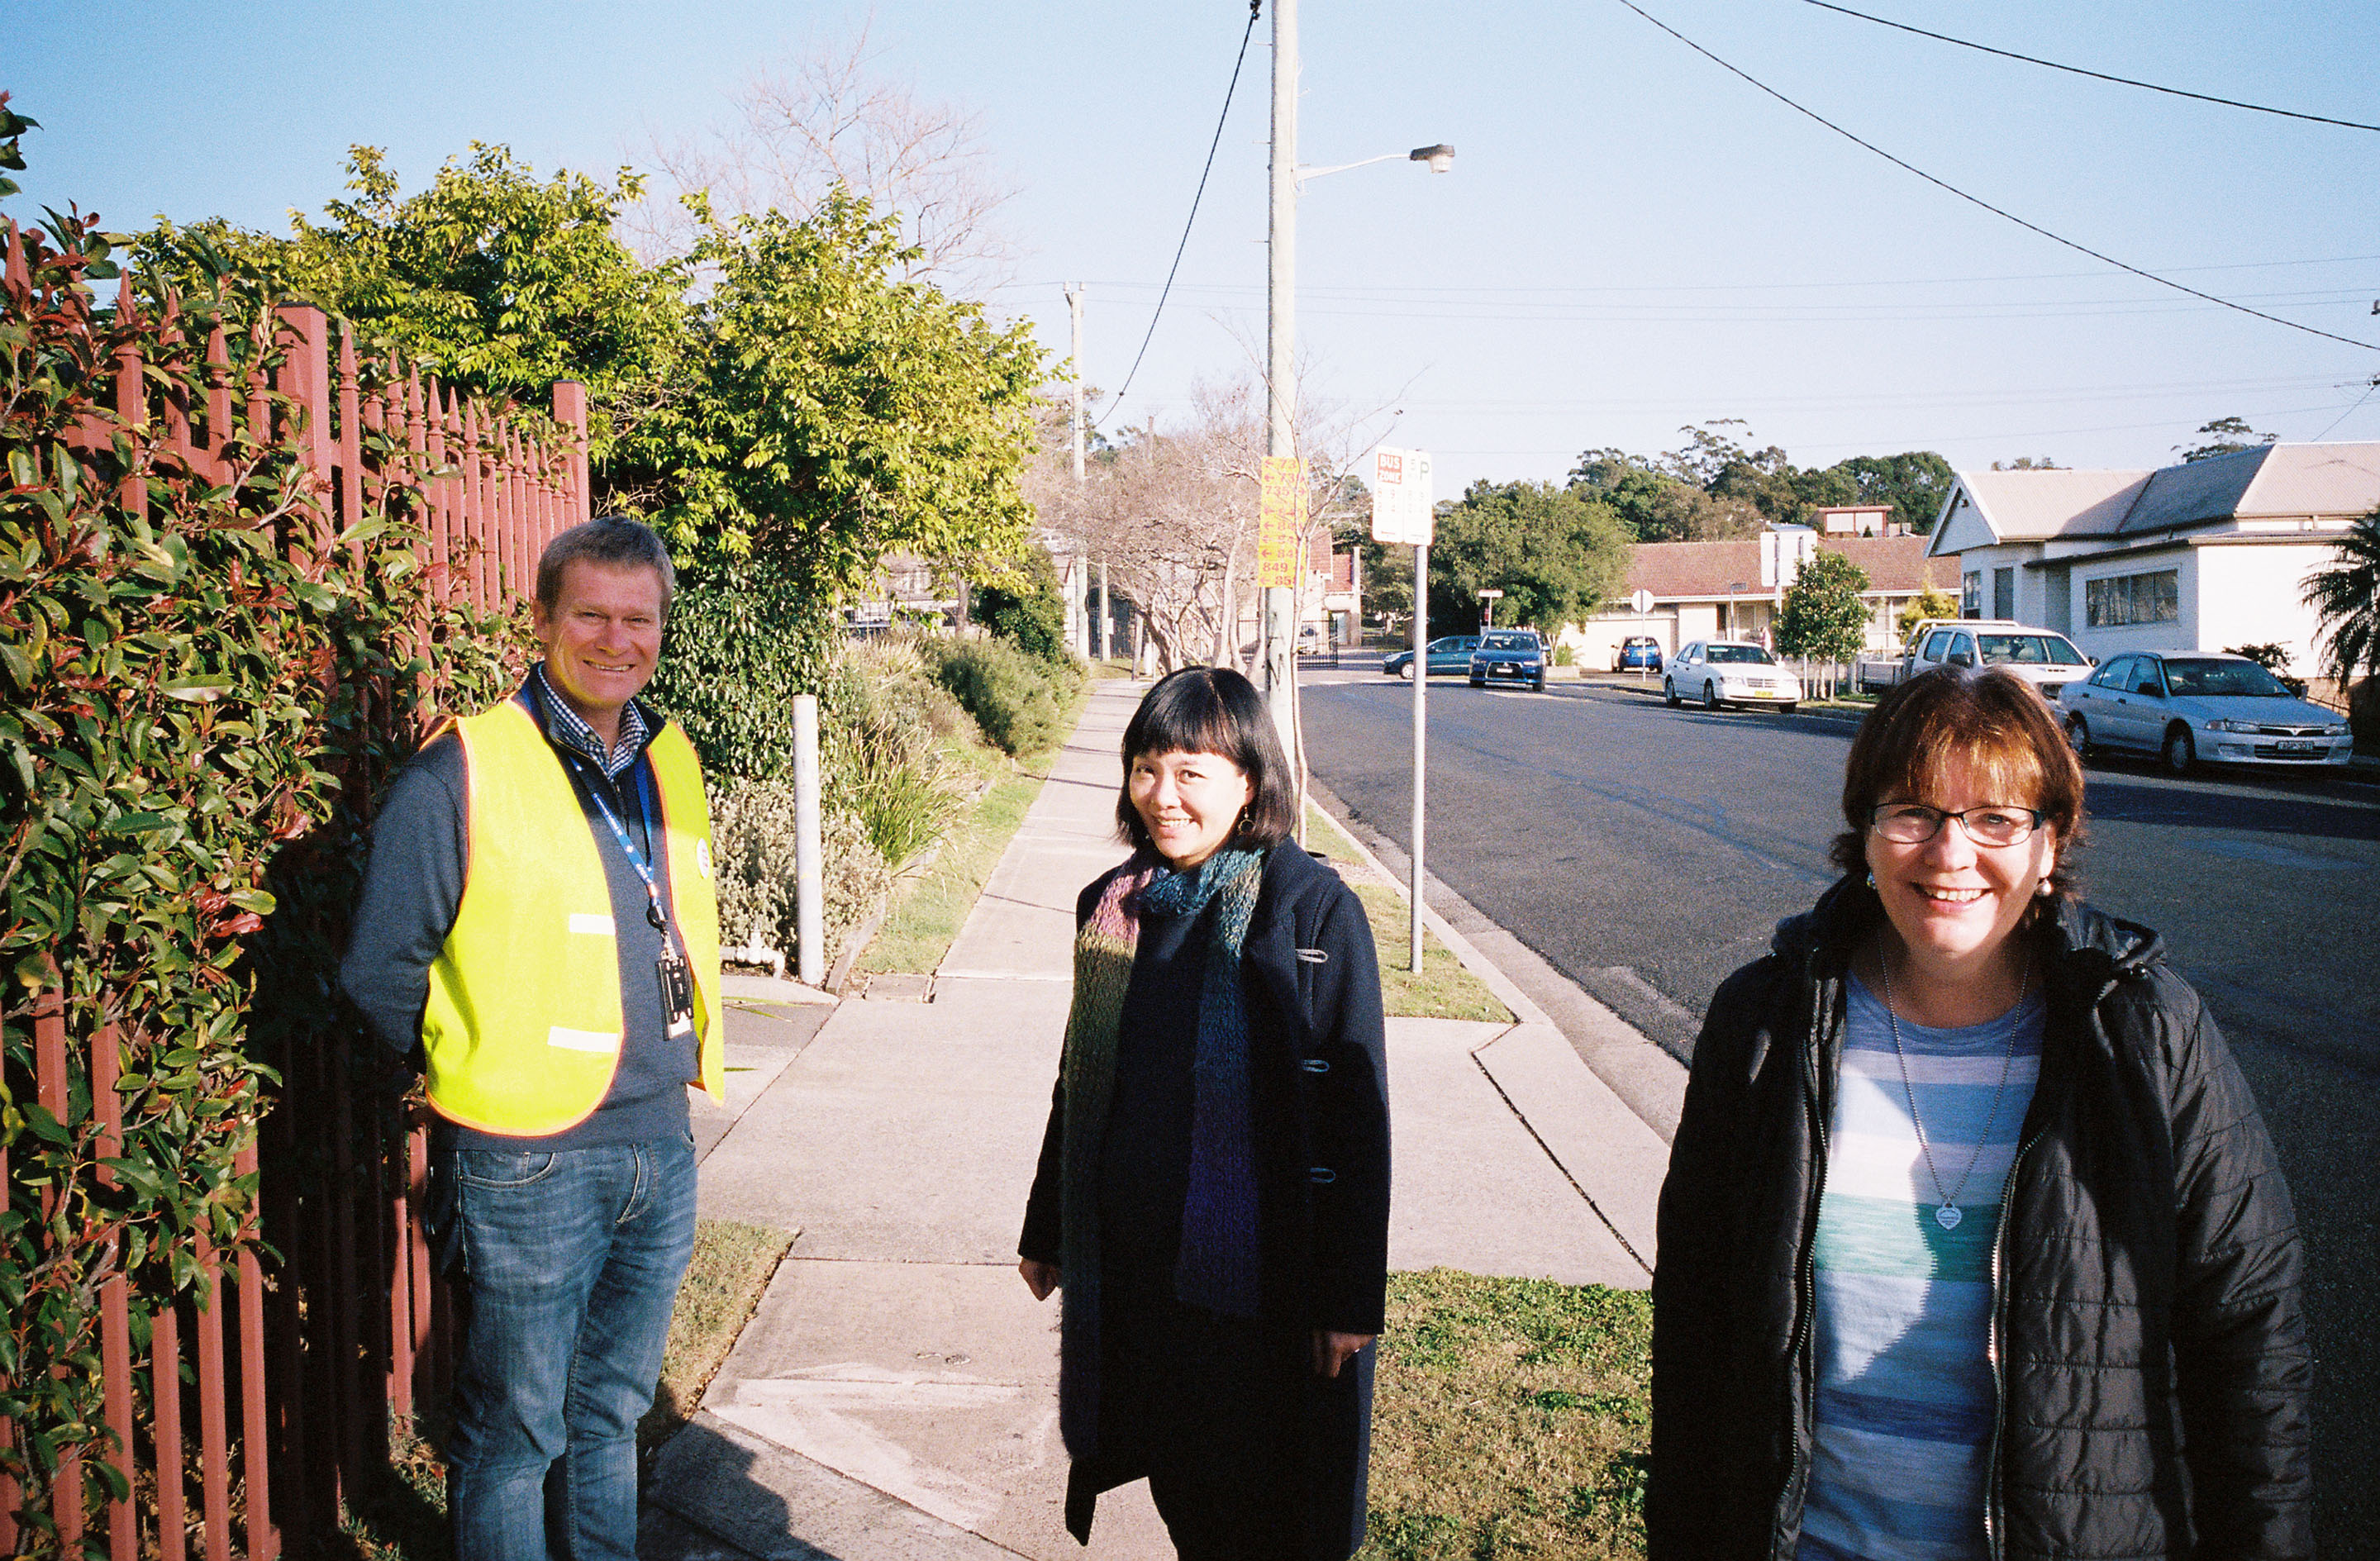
536, 516, 678, 615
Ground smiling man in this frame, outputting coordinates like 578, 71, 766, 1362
340, 516, 724, 1561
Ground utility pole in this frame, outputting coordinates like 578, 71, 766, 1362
1066, 283, 1086, 484
1069, 283, 1109, 664
1263, 0, 1298, 752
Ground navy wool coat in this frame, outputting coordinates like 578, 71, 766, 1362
1021, 842, 1391, 1558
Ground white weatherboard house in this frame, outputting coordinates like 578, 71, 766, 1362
1926, 442, 2380, 681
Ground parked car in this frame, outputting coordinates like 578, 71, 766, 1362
1382, 634, 1481, 679
1613, 635, 1664, 672
1665, 640, 1801, 712
1469, 630, 1547, 692
2059, 650, 2354, 773
1856, 619, 2094, 697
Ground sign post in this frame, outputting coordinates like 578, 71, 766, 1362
1257, 456, 1307, 755
1372, 447, 1435, 973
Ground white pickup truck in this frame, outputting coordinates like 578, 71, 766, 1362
1855, 619, 2095, 698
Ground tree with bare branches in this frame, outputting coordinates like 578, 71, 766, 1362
626, 15, 1016, 293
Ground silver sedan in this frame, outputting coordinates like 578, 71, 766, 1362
2058, 651, 2354, 773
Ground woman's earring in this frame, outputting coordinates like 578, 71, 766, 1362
1865, 872, 1877, 889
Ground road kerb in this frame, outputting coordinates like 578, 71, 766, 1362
1304, 778, 1689, 1145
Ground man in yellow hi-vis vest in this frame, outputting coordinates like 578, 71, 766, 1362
340, 516, 722, 1561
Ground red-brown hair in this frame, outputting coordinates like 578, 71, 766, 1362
1830, 666, 2087, 914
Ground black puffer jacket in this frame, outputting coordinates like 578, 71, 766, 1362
1648, 878, 2311, 1560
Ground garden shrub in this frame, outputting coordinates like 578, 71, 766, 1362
921, 633, 1082, 758
821, 638, 973, 871
970, 545, 1069, 665
708, 781, 890, 967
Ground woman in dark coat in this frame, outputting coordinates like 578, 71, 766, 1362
1648, 667, 2311, 1560
1019, 667, 1390, 1561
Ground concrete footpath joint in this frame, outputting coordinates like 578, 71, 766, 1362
641, 679, 1686, 1560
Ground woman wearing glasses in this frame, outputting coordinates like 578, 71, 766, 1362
1648, 667, 2311, 1560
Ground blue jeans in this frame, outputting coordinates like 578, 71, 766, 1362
441, 1135, 697, 1561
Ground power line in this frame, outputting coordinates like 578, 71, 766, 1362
2312, 378, 2380, 440
1091, 1, 1264, 432
1605, 0, 2380, 354
1800, 0, 2380, 134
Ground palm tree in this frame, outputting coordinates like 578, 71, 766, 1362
2304, 504, 2380, 689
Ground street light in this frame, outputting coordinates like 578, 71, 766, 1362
1264, 0, 1451, 754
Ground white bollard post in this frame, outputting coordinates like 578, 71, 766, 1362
793, 694, 826, 987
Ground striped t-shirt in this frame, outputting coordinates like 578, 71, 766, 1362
1796, 973, 2044, 1561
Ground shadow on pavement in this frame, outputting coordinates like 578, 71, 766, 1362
2084, 772, 2380, 843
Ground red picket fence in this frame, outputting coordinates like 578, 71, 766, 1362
3, 225, 588, 1556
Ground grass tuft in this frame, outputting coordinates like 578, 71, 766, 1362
1360, 1269, 1652, 1561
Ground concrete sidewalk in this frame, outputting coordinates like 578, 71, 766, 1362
643, 678, 1682, 1559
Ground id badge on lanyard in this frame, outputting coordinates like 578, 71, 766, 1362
585, 754, 697, 1042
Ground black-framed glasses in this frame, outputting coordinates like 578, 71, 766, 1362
1868, 803, 2044, 847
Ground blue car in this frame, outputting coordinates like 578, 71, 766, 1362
1382, 635, 1481, 679
1613, 635, 1663, 672
1469, 631, 1547, 691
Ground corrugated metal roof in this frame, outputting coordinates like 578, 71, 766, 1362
2114, 445, 2269, 535
1954, 469, 2151, 541
2231, 442, 2380, 521
1938, 442, 2380, 548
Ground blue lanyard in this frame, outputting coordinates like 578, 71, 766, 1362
582, 774, 669, 934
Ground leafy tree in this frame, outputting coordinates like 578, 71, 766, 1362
1774, 550, 1872, 664
2176, 415, 2277, 464
618, 190, 1042, 596
1898, 584, 1961, 644
973, 544, 1070, 664
2304, 506, 2380, 689
1425, 481, 1630, 634
1992, 455, 2063, 471
148, 145, 688, 459
1827, 450, 1955, 534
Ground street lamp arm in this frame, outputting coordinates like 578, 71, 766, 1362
1295, 151, 1406, 184
1295, 143, 1455, 188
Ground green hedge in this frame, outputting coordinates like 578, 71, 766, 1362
921, 634, 1083, 759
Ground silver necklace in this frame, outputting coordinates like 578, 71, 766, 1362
1878, 945, 2030, 1231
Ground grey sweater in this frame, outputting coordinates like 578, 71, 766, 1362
337, 682, 695, 1150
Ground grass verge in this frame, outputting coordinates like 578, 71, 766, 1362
1359, 1268, 1652, 1561
641, 1220, 798, 1454
860, 666, 1086, 976
859, 769, 1046, 975
1304, 803, 1513, 1024
336, 1219, 794, 1560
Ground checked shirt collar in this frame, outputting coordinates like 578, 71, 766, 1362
528, 664, 650, 781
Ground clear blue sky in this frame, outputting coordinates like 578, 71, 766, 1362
14, 0, 2378, 493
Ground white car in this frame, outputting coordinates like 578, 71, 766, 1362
1665, 640, 1801, 712
1907, 621, 2094, 700
2059, 651, 2354, 773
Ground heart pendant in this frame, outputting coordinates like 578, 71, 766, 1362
1935, 1204, 1963, 1230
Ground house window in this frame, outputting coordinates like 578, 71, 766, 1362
1962, 572, 1982, 618
1992, 568, 2015, 620
2084, 569, 2179, 628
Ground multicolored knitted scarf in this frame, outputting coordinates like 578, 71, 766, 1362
1056, 845, 1268, 1455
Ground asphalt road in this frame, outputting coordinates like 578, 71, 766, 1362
1301, 663, 2380, 1549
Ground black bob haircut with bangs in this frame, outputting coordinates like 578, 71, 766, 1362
1115, 667, 1299, 857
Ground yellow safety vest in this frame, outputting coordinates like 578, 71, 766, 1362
421, 698, 725, 1136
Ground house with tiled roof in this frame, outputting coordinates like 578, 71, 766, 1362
1565, 529, 1941, 668
1926, 441, 2380, 678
